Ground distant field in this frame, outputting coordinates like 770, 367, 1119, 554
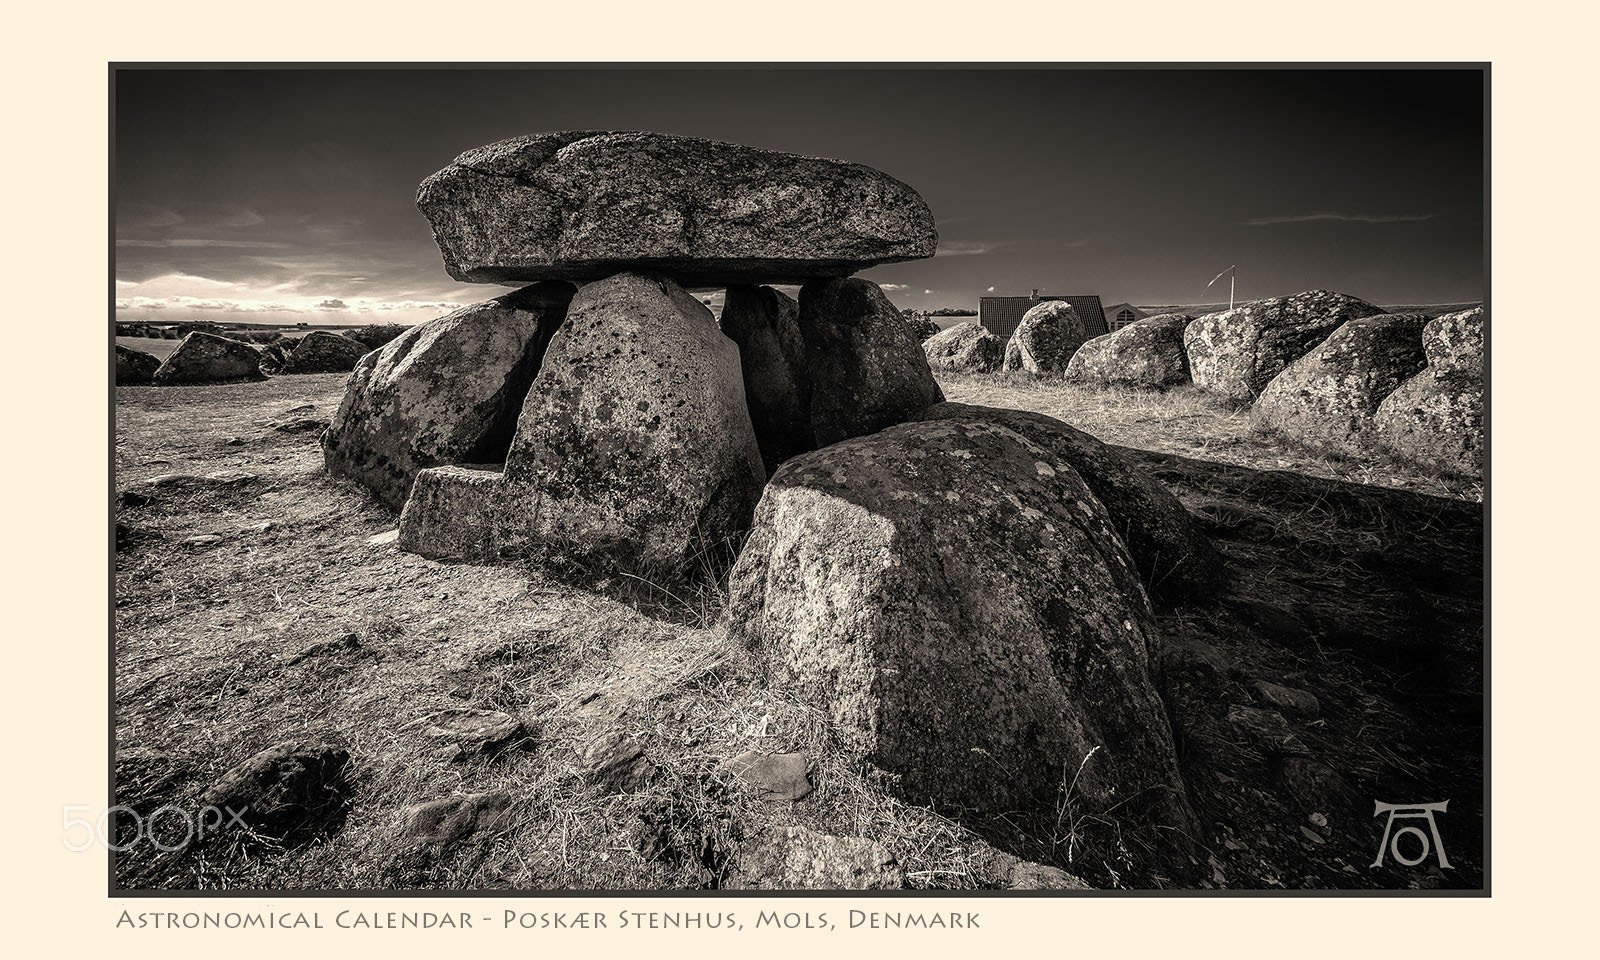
116, 337, 183, 361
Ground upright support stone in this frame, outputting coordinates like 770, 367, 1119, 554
797, 277, 943, 446
493, 272, 766, 575
720, 285, 813, 474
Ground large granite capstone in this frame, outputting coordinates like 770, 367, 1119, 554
416, 132, 937, 287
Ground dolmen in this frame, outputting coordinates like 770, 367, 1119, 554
323, 132, 1221, 853
325, 132, 944, 578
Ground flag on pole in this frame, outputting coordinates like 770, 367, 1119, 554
1207, 265, 1236, 288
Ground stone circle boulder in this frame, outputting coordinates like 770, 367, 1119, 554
116, 344, 161, 385
322, 282, 574, 511
500, 272, 766, 574
1253, 314, 1429, 455
922, 320, 1003, 373
281, 331, 370, 374
797, 277, 943, 447
417, 131, 936, 287
727, 417, 1195, 834
259, 336, 301, 375
720, 285, 812, 474
1422, 306, 1484, 380
1374, 369, 1483, 476
1066, 314, 1193, 388
921, 402, 1224, 603
1184, 291, 1384, 400
907, 315, 940, 341
151, 332, 266, 385
1001, 300, 1086, 375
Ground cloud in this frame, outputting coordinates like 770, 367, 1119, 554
1244, 212, 1435, 227
936, 240, 1006, 257
986, 285, 996, 292
317, 298, 347, 309
117, 238, 293, 249
923, 289, 933, 295
878, 283, 909, 291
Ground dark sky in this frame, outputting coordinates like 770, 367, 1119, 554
115, 67, 1484, 325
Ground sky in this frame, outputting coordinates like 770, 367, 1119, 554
114, 67, 1484, 327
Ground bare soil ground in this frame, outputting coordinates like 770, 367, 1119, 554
113, 373, 1483, 891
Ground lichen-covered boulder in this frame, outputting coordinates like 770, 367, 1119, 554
281, 331, 370, 374
1002, 299, 1086, 375
151, 332, 266, 385
921, 402, 1224, 603
1374, 368, 1484, 476
322, 282, 574, 511
501, 272, 766, 574
1253, 314, 1429, 455
796, 277, 943, 447
1184, 291, 1384, 400
1066, 314, 1193, 388
727, 417, 1195, 835
922, 320, 1003, 373
1422, 306, 1484, 380
720, 285, 813, 474
727, 825, 904, 890
417, 131, 937, 287
258, 336, 301, 375
116, 344, 161, 385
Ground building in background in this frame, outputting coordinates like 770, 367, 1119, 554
1101, 302, 1148, 331
978, 290, 1108, 342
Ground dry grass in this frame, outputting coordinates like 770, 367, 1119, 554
935, 371, 1482, 502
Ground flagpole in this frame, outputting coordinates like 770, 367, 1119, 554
1230, 270, 1235, 310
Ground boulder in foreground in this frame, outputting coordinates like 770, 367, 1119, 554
417, 131, 937, 286
1002, 299, 1086, 375
727, 417, 1195, 834
922, 320, 1003, 373
921, 402, 1225, 603
152, 332, 266, 385
1374, 368, 1484, 477
1066, 313, 1194, 388
116, 344, 161, 385
1253, 314, 1429, 455
322, 282, 574, 511
281, 331, 370, 374
199, 742, 349, 838
727, 825, 904, 890
1184, 291, 1384, 400
797, 277, 944, 447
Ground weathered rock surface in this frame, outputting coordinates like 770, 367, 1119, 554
1066, 313, 1194, 388
396, 465, 508, 561
797, 277, 943, 447
502, 272, 766, 573
1373, 368, 1484, 476
152, 332, 266, 385
400, 791, 517, 847
922, 320, 1003, 373
719, 750, 813, 801
259, 337, 301, 375
921, 402, 1225, 603
116, 345, 161, 385
1184, 291, 1385, 400
199, 742, 349, 837
281, 331, 370, 374
727, 417, 1195, 831
720, 285, 812, 473
582, 731, 657, 794
907, 315, 940, 341
727, 824, 904, 890
1253, 314, 1429, 454
322, 282, 574, 511
417, 131, 937, 286
1422, 306, 1484, 380
1002, 299, 1086, 375
422, 707, 529, 760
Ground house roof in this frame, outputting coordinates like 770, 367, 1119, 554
978, 295, 1108, 342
